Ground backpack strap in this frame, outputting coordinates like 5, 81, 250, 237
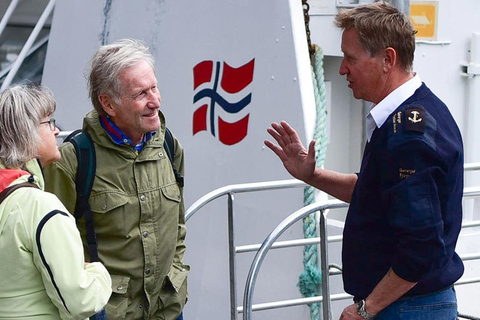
63, 129, 83, 143
0, 181, 39, 204
164, 127, 184, 187
69, 131, 99, 262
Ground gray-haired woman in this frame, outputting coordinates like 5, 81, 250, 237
0, 84, 112, 319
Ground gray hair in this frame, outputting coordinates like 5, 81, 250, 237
0, 84, 56, 168
88, 38, 155, 114
334, 1, 416, 73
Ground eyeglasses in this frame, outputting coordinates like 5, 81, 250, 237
40, 118, 56, 131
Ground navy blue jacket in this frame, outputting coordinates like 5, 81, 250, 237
342, 83, 464, 299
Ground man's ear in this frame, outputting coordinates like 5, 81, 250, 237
383, 47, 397, 72
98, 94, 116, 117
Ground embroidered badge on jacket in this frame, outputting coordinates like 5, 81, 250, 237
404, 106, 426, 133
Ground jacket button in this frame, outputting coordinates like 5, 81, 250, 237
143, 232, 149, 238
158, 152, 164, 157
117, 285, 123, 291
140, 195, 146, 201
145, 269, 151, 275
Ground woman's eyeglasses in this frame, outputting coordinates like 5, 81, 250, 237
40, 118, 56, 131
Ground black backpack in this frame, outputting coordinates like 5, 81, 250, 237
65, 128, 184, 262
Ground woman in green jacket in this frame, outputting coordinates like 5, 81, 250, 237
0, 84, 112, 319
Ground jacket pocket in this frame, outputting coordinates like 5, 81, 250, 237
90, 192, 128, 213
161, 184, 181, 203
167, 264, 190, 292
105, 274, 130, 319
88, 192, 129, 235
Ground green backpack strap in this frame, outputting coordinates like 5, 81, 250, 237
164, 127, 184, 187
67, 131, 99, 262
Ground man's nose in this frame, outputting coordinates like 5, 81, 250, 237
339, 60, 348, 75
147, 90, 161, 107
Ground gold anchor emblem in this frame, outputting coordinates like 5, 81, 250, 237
408, 110, 422, 123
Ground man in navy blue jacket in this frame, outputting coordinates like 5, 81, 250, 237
265, 2, 463, 319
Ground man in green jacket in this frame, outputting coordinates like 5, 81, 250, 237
44, 39, 188, 320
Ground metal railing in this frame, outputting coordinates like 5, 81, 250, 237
185, 179, 306, 320
242, 199, 347, 320
465, 162, 480, 171
242, 189, 480, 319
185, 167, 480, 320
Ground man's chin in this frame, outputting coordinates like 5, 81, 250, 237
352, 92, 363, 100
144, 117, 160, 130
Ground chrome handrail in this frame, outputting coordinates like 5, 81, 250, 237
465, 162, 480, 171
242, 199, 347, 320
185, 179, 306, 221
235, 212, 480, 256
242, 188, 480, 320
185, 178, 306, 320
181, 165, 480, 320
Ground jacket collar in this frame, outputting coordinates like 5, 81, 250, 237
82, 110, 167, 157
0, 159, 44, 192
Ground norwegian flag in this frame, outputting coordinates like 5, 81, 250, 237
193, 59, 255, 145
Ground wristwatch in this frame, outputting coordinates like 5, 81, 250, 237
357, 299, 376, 319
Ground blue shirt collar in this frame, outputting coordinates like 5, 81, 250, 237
99, 115, 156, 152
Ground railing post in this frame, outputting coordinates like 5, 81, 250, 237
228, 193, 238, 320
320, 209, 332, 320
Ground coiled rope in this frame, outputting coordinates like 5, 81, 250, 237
298, 44, 329, 320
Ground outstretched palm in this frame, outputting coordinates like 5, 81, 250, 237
264, 121, 316, 182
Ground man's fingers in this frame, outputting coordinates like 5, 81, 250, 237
264, 139, 287, 162
280, 120, 305, 146
279, 120, 295, 134
271, 122, 292, 145
266, 126, 284, 146
266, 121, 304, 162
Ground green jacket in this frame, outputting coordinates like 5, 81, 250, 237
44, 110, 188, 320
0, 159, 111, 320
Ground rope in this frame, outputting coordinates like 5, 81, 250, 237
298, 44, 329, 320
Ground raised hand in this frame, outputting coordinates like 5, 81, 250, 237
264, 121, 316, 182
